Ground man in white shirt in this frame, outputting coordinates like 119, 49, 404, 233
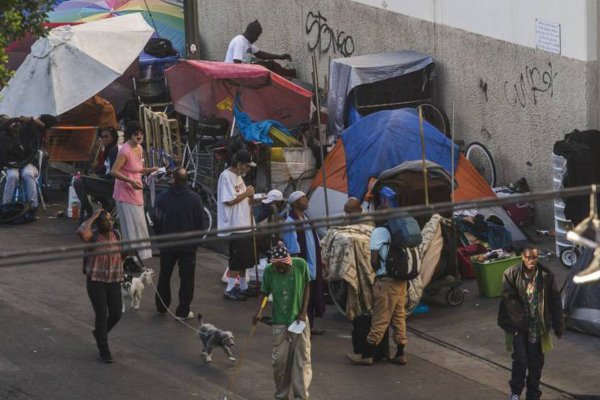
217, 149, 257, 301
225, 20, 291, 64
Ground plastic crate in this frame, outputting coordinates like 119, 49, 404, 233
473, 255, 521, 298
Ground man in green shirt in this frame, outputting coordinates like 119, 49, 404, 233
253, 243, 312, 399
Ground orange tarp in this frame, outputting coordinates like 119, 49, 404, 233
310, 141, 348, 193
453, 154, 496, 201
59, 96, 118, 129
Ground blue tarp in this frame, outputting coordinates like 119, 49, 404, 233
342, 108, 459, 200
233, 106, 291, 145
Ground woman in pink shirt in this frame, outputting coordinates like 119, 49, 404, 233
111, 121, 157, 264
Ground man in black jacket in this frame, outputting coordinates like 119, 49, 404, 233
73, 127, 120, 223
498, 247, 565, 400
153, 167, 204, 320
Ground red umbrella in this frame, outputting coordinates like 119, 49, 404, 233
165, 61, 312, 128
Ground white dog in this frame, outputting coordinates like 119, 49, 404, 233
121, 269, 155, 312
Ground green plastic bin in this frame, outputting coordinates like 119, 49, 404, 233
472, 255, 521, 298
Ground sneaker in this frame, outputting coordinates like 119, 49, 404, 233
175, 311, 194, 321
155, 310, 167, 316
238, 287, 258, 297
224, 290, 247, 301
346, 353, 373, 366
98, 349, 114, 363
390, 354, 407, 365
310, 328, 325, 336
573, 248, 600, 285
508, 394, 519, 400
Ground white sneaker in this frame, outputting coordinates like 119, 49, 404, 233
508, 394, 519, 400
176, 311, 194, 321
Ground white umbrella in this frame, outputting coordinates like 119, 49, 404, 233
0, 13, 154, 117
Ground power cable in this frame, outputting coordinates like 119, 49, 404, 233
0, 185, 594, 268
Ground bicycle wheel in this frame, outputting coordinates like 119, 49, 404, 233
465, 142, 497, 187
202, 206, 213, 240
417, 101, 451, 138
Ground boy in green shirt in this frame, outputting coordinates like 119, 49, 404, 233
253, 243, 312, 399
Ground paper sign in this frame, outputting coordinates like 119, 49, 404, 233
536, 19, 561, 54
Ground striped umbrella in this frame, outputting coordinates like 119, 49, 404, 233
49, 0, 184, 54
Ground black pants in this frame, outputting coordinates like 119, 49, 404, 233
155, 251, 196, 317
510, 332, 545, 400
73, 175, 114, 220
86, 279, 122, 352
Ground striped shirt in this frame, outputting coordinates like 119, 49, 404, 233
83, 231, 124, 283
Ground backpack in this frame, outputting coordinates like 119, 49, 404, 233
144, 38, 177, 58
387, 214, 422, 248
383, 242, 420, 281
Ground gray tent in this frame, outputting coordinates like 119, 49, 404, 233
327, 50, 434, 137
563, 248, 600, 337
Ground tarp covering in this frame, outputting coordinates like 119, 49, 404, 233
328, 50, 434, 137
563, 248, 600, 337
309, 108, 527, 242
59, 96, 118, 128
165, 61, 312, 128
338, 109, 459, 201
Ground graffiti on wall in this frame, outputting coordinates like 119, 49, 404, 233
305, 11, 355, 57
503, 62, 558, 108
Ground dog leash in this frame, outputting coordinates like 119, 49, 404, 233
149, 280, 201, 334
222, 295, 269, 400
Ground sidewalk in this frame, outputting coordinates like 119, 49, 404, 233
1, 209, 599, 399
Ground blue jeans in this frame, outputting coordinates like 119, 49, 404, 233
510, 331, 544, 400
2, 164, 38, 208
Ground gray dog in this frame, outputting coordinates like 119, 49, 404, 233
197, 314, 235, 363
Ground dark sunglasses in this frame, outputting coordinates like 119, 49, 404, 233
133, 131, 144, 136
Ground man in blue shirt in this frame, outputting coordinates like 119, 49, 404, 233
348, 197, 409, 366
282, 191, 326, 335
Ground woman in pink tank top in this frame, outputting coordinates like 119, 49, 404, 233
111, 121, 158, 263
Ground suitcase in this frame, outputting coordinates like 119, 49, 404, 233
351, 313, 390, 361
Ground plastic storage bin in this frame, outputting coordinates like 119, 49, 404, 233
473, 255, 521, 298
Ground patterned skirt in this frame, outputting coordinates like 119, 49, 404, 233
116, 201, 153, 260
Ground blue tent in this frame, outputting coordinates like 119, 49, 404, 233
341, 108, 459, 201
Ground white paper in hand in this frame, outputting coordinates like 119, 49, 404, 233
288, 320, 306, 334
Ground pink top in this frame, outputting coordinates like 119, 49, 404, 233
112, 142, 144, 206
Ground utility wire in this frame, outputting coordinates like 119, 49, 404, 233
0, 185, 594, 268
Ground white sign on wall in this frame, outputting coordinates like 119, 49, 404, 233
535, 19, 561, 54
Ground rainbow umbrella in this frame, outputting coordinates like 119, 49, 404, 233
49, 0, 184, 54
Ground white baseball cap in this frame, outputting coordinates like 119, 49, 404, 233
288, 191, 306, 205
262, 189, 284, 204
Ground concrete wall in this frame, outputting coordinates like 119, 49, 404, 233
197, 0, 598, 223
352, 0, 597, 61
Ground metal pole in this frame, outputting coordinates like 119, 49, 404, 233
183, 0, 201, 60
418, 105, 429, 206
451, 101, 455, 203
312, 54, 330, 220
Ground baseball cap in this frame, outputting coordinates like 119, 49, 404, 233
262, 189, 284, 204
288, 191, 306, 205
234, 149, 257, 167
